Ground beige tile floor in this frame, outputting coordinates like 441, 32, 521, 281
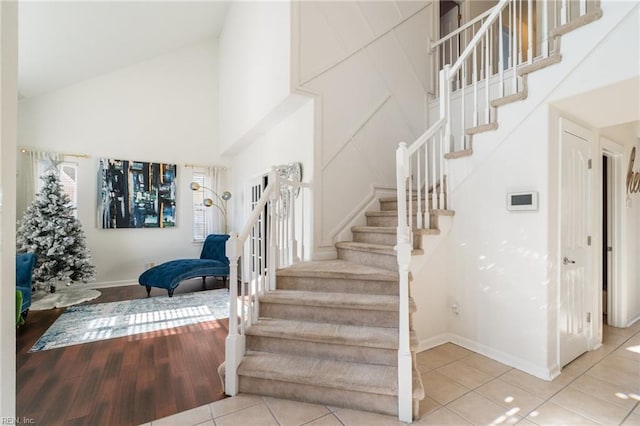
142, 323, 640, 425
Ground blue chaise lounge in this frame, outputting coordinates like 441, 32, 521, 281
138, 234, 230, 297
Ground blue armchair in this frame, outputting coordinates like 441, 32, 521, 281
138, 234, 230, 297
16, 253, 36, 322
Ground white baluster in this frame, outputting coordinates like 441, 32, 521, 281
424, 144, 430, 221
473, 47, 478, 127
528, 0, 533, 63
439, 127, 445, 209
499, 11, 504, 96
416, 153, 422, 229
461, 61, 466, 150
408, 159, 413, 238
485, 31, 490, 124
512, 0, 518, 89
518, 0, 523, 64
289, 185, 297, 263
542, 0, 549, 58
432, 131, 437, 210
300, 189, 305, 261
269, 169, 279, 287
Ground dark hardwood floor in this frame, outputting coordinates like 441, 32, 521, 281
16, 278, 229, 426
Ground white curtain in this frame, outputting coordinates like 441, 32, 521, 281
191, 166, 227, 239
16, 150, 63, 221
208, 166, 225, 234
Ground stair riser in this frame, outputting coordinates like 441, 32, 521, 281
259, 303, 399, 328
238, 377, 398, 417
277, 275, 398, 296
379, 200, 428, 212
246, 335, 397, 366
366, 214, 417, 228
366, 215, 395, 227
352, 231, 421, 250
337, 247, 398, 272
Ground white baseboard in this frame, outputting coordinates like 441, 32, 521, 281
417, 333, 556, 380
449, 334, 556, 380
417, 333, 453, 352
626, 313, 640, 328
312, 246, 338, 261
85, 279, 138, 289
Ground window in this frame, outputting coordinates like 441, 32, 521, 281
37, 160, 78, 215
192, 170, 210, 242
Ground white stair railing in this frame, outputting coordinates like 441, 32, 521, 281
432, 0, 599, 152
396, 0, 599, 421
224, 167, 311, 395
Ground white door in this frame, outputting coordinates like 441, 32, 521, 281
559, 121, 592, 367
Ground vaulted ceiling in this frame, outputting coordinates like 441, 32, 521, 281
18, 1, 230, 99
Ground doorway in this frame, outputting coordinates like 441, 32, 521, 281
601, 138, 625, 328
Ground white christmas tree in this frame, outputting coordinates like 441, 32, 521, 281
17, 170, 95, 291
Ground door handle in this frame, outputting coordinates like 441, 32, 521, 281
563, 256, 576, 265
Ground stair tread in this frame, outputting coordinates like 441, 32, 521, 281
335, 241, 424, 256
351, 226, 440, 236
465, 122, 498, 135
239, 351, 424, 399
445, 148, 473, 159
378, 191, 439, 203
549, 8, 603, 37
352, 225, 397, 234
517, 53, 562, 76
366, 209, 454, 217
247, 318, 419, 350
431, 209, 455, 216
277, 259, 398, 282
490, 90, 527, 108
260, 289, 416, 312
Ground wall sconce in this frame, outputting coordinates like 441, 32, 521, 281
190, 182, 232, 234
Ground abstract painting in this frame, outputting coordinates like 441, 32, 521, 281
98, 158, 176, 229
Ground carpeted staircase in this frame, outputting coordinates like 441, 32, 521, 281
223, 2, 604, 420
232, 192, 453, 418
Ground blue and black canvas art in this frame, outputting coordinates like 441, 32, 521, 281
98, 158, 176, 229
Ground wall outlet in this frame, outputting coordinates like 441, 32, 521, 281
451, 303, 460, 315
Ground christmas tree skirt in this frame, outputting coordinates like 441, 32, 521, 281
30, 287, 101, 310
29, 288, 229, 352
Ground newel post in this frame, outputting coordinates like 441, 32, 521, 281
225, 232, 244, 395
396, 142, 413, 422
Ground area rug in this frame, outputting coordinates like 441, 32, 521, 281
29, 288, 229, 352
31, 287, 102, 310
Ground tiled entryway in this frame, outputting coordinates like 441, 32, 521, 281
142, 323, 640, 425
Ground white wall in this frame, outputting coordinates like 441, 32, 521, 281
292, 0, 436, 257
18, 39, 220, 287
414, 1, 639, 378
450, 104, 552, 376
228, 97, 314, 248
0, 1, 18, 417
218, 1, 292, 155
